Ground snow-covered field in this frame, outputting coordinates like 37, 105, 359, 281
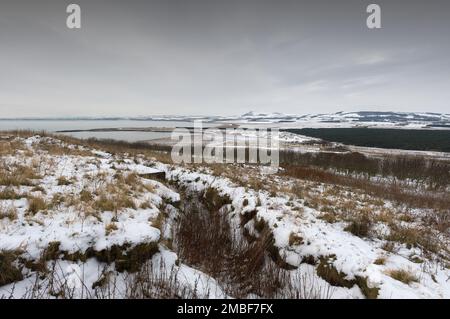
0, 134, 449, 299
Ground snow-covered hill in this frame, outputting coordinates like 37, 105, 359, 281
229, 111, 450, 128
135, 110, 450, 128
4, 111, 449, 129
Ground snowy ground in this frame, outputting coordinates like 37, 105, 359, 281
0, 134, 449, 299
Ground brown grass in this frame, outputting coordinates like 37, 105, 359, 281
288, 232, 304, 246
0, 205, 18, 221
79, 189, 93, 202
0, 187, 23, 200
344, 213, 372, 238
203, 187, 232, 211
386, 269, 418, 284
0, 250, 24, 286
139, 201, 152, 209
94, 192, 136, 213
0, 164, 41, 187
318, 212, 338, 224
41, 144, 93, 157
282, 165, 450, 211
374, 256, 387, 265
150, 212, 165, 230
105, 223, 118, 235
316, 256, 355, 289
57, 176, 72, 186
27, 195, 48, 215
177, 198, 292, 298
0, 139, 26, 156
387, 224, 440, 254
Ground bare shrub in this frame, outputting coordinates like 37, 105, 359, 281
124, 261, 206, 299
176, 196, 330, 298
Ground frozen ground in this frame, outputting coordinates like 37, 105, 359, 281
0, 134, 449, 298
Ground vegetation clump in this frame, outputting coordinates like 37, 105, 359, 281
57, 176, 72, 186
0, 165, 40, 187
0, 205, 18, 220
0, 188, 22, 200
316, 256, 355, 289
95, 242, 159, 273
27, 196, 48, 215
203, 187, 232, 211
344, 213, 372, 238
387, 269, 418, 285
0, 250, 23, 286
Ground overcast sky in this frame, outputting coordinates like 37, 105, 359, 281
0, 0, 449, 117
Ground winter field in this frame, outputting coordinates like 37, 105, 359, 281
0, 131, 449, 299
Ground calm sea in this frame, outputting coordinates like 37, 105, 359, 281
0, 120, 209, 142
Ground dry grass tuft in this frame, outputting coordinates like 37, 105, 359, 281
203, 187, 232, 211
316, 256, 355, 289
0, 204, 18, 221
0, 187, 23, 200
27, 195, 48, 215
139, 201, 152, 209
79, 189, 94, 202
105, 223, 118, 235
344, 212, 372, 238
0, 164, 41, 187
57, 176, 72, 186
94, 191, 136, 213
386, 269, 418, 285
0, 250, 23, 286
150, 212, 165, 230
387, 224, 439, 254
374, 256, 387, 265
288, 232, 304, 246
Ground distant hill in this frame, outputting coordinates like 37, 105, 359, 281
2, 111, 449, 129
233, 111, 450, 128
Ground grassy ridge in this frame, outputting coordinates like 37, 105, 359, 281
285, 128, 450, 152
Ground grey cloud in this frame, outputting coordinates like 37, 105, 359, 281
0, 0, 449, 117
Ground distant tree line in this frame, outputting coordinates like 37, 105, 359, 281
285, 128, 450, 153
